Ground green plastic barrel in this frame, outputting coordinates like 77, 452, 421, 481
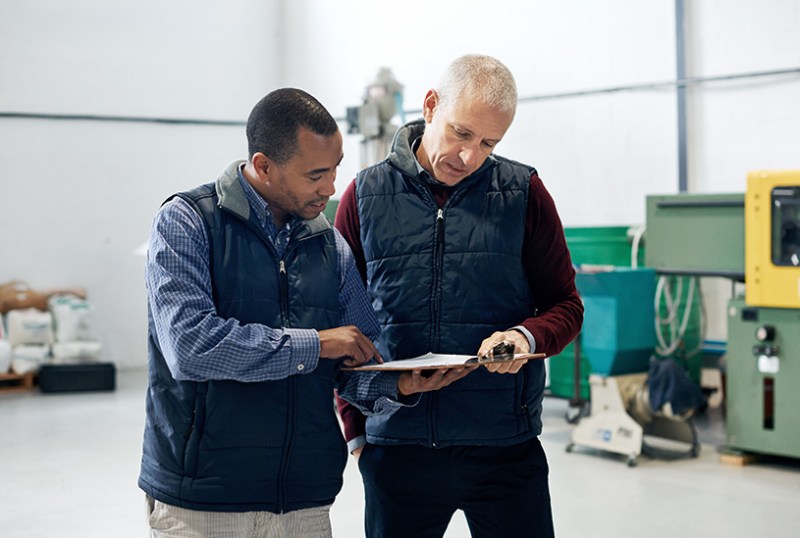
565, 226, 644, 267
547, 341, 591, 400
550, 226, 644, 396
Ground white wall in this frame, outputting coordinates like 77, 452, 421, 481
284, 0, 678, 226
1, 0, 799, 367
0, 0, 282, 368
687, 0, 800, 192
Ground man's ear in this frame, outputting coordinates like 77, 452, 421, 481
422, 89, 439, 123
251, 152, 272, 183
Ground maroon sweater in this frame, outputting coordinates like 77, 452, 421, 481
335, 171, 583, 444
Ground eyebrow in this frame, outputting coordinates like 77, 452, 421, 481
453, 124, 501, 145
307, 153, 344, 175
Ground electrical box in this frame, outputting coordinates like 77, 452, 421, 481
745, 170, 800, 308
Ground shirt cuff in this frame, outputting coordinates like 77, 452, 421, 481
368, 372, 422, 416
377, 372, 422, 405
347, 435, 366, 454
285, 327, 320, 374
511, 326, 536, 353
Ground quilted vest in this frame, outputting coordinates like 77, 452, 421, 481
139, 162, 344, 512
358, 122, 546, 447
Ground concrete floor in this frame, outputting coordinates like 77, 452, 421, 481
1, 368, 798, 537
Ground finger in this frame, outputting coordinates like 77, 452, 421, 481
497, 362, 513, 374
477, 331, 504, 358
419, 368, 450, 390
507, 359, 528, 373
485, 358, 528, 374
345, 346, 368, 366
341, 356, 362, 367
505, 331, 531, 354
436, 366, 474, 387
346, 336, 376, 366
354, 334, 382, 365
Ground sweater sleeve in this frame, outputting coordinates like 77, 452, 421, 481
518, 172, 584, 356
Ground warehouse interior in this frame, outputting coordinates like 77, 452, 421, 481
1, 1, 800, 537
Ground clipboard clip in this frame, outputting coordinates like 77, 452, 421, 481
475, 341, 516, 363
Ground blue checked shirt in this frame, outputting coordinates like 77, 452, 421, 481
146, 166, 406, 414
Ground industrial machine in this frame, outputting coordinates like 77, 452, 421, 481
346, 67, 404, 169
565, 268, 701, 466
568, 170, 800, 465
726, 170, 800, 459
645, 170, 800, 460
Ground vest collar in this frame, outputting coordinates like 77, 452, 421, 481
214, 160, 331, 240
215, 160, 251, 221
389, 120, 498, 187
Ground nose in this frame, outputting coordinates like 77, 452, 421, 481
459, 146, 480, 170
319, 172, 336, 198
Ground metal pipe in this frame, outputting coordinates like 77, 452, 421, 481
2, 67, 799, 127
676, 0, 688, 193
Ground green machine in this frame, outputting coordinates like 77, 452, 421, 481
726, 299, 800, 458
646, 176, 800, 460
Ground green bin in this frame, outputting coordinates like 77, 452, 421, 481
549, 226, 643, 397
577, 268, 657, 375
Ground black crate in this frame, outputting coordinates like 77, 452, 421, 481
38, 362, 116, 393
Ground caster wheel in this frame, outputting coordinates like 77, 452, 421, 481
565, 407, 581, 424
565, 442, 574, 453
627, 456, 638, 467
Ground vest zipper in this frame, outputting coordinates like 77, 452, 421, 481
277, 257, 293, 512
429, 208, 445, 448
430, 208, 445, 350
278, 259, 289, 325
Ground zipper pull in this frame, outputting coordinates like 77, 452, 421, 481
279, 259, 286, 274
436, 209, 445, 244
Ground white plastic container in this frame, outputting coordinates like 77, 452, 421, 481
51, 341, 103, 364
11, 343, 50, 374
49, 295, 97, 342
6, 309, 54, 347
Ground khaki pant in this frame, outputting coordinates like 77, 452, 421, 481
145, 495, 333, 538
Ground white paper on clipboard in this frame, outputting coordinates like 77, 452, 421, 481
343, 352, 546, 371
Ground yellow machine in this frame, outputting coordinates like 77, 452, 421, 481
727, 169, 800, 459
745, 170, 800, 308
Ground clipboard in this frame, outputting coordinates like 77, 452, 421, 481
343, 352, 546, 371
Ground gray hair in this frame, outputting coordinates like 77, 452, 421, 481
435, 54, 518, 115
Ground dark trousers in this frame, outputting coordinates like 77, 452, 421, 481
358, 438, 554, 538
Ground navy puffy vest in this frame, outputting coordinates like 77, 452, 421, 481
357, 124, 546, 447
139, 164, 345, 512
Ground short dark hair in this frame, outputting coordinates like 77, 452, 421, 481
246, 88, 339, 164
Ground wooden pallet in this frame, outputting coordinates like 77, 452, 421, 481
719, 448, 763, 467
0, 372, 37, 394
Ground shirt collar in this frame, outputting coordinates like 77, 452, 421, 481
411, 136, 445, 188
237, 163, 297, 235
